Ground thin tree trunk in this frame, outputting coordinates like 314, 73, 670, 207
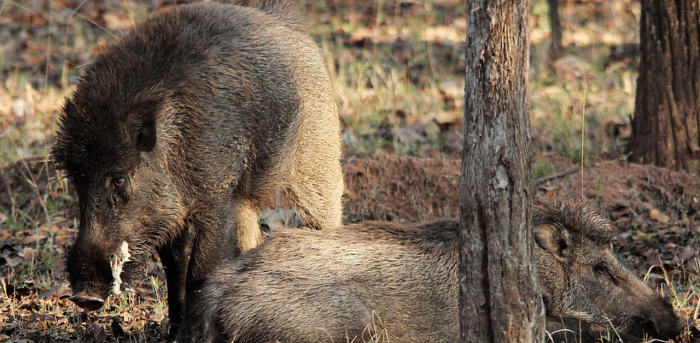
460, 0, 544, 342
627, 0, 700, 169
548, 0, 563, 60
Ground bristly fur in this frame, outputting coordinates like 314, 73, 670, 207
255, 0, 306, 32
533, 196, 615, 245
52, 99, 142, 177
51, 6, 212, 178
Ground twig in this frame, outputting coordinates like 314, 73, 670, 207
533, 167, 581, 187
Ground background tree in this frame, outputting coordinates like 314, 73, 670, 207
460, 0, 544, 342
547, 0, 563, 60
627, 0, 700, 169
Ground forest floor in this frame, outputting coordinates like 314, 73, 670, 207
2, 0, 700, 342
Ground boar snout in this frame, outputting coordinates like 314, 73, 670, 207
65, 240, 119, 311
69, 290, 105, 311
672, 317, 696, 338
615, 278, 693, 340
67, 239, 141, 311
641, 302, 695, 340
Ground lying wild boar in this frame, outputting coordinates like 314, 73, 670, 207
178, 197, 692, 343
51, 0, 343, 335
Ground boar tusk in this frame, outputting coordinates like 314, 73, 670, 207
110, 241, 131, 296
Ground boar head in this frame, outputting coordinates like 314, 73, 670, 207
53, 95, 184, 311
533, 197, 692, 340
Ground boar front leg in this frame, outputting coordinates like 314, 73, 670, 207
159, 232, 189, 337
181, 211, 228, 323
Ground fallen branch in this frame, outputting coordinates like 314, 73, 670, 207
534, 167, 581, 187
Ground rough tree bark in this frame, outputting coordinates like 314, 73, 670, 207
627, 0, 700, 169
460, 0, 544, 342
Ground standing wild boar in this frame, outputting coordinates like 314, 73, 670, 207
51, 0, 343, 335
178, 197, 693, 343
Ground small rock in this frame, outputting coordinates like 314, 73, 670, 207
649, 208, 670, 223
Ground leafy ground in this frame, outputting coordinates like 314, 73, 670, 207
1, 0, 699, 342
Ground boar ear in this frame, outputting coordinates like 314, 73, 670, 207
534, 224, 568, 262
130, 101, 158, 152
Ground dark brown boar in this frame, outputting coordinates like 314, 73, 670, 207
50, 0, 343, 335
179, 197, 692, 343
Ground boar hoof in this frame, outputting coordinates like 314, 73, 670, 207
70, 291, 105, 311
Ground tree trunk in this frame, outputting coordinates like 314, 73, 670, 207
627, 0, 700, 169
547, 0, 563, 60
460, 0, 544, 342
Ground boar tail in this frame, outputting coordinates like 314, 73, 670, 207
256, 0, 306, 32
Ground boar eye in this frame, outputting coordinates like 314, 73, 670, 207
594, 262, 608, 274
107, 175, 129, 208
112, 177, 126, 189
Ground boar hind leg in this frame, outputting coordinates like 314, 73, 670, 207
284, 104, 343, 230
231, 199, 262, 253
158, 231, 189, 337
287, 174, 343, 229
286, 159, 344, 229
